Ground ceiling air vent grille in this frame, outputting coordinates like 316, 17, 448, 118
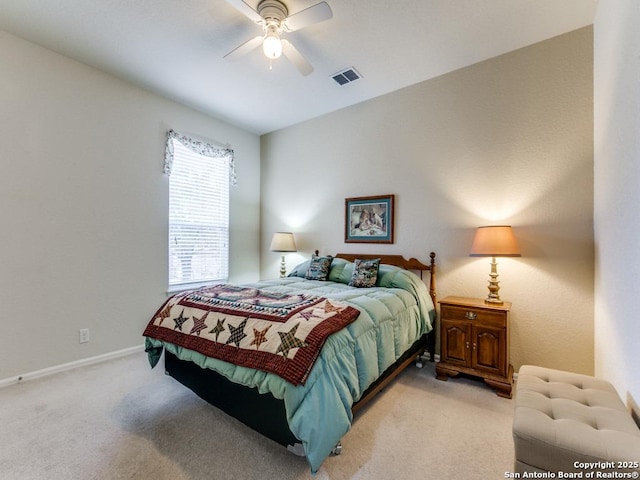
331, 67, 362, 86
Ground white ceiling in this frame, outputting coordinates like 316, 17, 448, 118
0, 0, 597, 135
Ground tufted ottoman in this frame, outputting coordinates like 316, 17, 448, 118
513, 365, 640, 475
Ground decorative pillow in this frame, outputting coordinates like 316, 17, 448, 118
348, 258, 381, 288
287, 260, 310, 278
327, 258, 350, 283
305, 255, 334, 281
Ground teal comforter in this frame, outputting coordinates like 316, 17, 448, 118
145, 259, 435, 473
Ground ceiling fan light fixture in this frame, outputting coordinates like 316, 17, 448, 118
263, 23, 282, 59
224, 0, 333, 75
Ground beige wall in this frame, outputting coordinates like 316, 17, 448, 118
0, 31, 261, 380
594, 0, 640, 402
261, 27, 594, 375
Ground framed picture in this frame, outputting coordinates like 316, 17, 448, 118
345, 195, 395, 243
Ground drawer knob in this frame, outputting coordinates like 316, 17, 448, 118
465, 311, 477, 320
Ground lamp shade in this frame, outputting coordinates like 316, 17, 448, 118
469, 226, 521, 257
270, 232, 297, 252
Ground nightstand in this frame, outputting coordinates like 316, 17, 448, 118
435, 296, 513, 398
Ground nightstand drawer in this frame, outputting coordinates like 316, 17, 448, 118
441, 305, 506, 328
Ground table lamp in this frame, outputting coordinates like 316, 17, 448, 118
469, 225, 520, 304
270, 232, 297, 278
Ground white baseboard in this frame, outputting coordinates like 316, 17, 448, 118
0, 344, 145, 389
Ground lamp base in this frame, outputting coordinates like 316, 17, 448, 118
485, 256, 503, 305
279, 255, 287, 278
484, 297, 504, 305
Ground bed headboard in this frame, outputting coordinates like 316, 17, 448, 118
331, 251, 437, 305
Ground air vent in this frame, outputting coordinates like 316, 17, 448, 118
331, 67, 362, 86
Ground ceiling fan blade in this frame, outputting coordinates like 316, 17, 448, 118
224, 0, 263, 23
283, 1, 333, 32
281, 39, 313, 76
224, 36, 264, 59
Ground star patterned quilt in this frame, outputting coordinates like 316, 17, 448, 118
143, 284, 360, 385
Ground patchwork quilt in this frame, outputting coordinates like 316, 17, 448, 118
143, 284, 360, 385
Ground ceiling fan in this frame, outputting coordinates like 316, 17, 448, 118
223, 0, 333, 76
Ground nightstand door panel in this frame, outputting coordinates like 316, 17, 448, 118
441, 319, 471, 367
472, 324, 506, 376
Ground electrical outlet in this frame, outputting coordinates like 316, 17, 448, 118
79, 328, 90, 344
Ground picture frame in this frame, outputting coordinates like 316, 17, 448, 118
345, 194, 395, 243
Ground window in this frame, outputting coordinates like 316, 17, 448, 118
165, 131, 235, 290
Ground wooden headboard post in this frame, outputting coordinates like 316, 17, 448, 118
428, 251, 436, 306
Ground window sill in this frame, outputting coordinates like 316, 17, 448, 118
166, 279, 226, 296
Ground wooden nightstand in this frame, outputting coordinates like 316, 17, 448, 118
435, 296, 513, 398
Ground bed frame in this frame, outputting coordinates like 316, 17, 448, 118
164, 251, 437, 452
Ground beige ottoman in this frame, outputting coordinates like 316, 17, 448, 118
513, 365, 640, 475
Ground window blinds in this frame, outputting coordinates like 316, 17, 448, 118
168, 139, 230, 288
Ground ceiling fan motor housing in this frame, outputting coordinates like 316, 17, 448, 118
257, 0, 288, 24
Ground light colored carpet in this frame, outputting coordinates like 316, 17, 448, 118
0, 352, 514, 479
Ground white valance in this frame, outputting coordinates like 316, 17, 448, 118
164, 129, 237, 186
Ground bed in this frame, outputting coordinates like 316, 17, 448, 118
144, 251, 436, 473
